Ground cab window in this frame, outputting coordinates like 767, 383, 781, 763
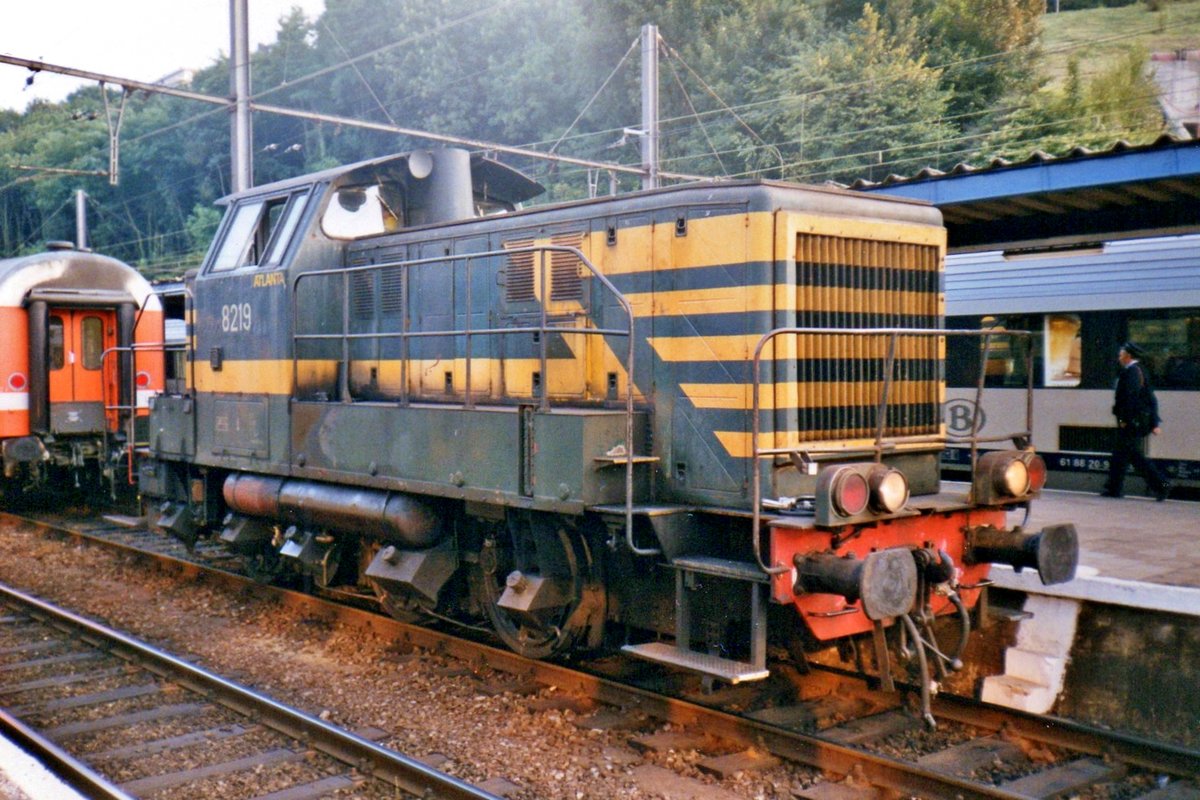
264, 192, 310, 265
210, 201, 264, 272
209, 191, 307, 273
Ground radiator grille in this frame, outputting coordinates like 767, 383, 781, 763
792, 233, 942, 443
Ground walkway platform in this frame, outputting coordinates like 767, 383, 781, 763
993, 487, 1200, 616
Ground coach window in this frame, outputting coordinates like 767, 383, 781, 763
49, 317, 64, 370
978, 315, 1036, 388
81, 317, 104, 370
1129, 309, 1200, 389
1044, 314, 1081, 387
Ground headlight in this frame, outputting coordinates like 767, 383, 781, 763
973, 450, 1046, 505
998, 458, 1030, 496
869, 465, 910, 513
1026, 453, 1047, 493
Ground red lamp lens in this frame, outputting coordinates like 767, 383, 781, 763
1026, 454, 1047, 493
835, 471, 869, 516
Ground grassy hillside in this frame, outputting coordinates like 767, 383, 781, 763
1041, 0, 1200, 84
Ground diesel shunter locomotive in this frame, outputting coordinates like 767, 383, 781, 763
140, 148, 1077, 701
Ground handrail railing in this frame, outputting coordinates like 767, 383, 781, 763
100, 340, 181, 486
748, 326, 1036, 575
291, 245, 652, 556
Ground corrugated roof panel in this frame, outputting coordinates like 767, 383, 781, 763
946, 235, 1200, 315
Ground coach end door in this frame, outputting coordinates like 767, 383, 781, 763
48, 308, 116, 434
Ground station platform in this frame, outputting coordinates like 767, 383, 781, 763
992, 487, 1200, 616
0, 732, 87, 800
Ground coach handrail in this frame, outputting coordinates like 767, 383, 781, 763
749, 327, 1036, 575
292, 245, 653, 557
100, 341, 181, 486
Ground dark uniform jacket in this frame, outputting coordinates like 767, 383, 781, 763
1113, 360, 1159, 434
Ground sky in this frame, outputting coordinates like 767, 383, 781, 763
0, 0, 326, 112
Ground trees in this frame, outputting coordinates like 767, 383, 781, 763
0, 0, 1180, 270
757, 5, 957, 182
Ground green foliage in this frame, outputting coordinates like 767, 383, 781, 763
1053, 0, 1140, 8
185, 203, 222, 253
0, 0, 1184, 272
987, 44, 1165, 154
758, 4, 957, 182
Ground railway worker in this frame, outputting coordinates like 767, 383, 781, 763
1102, 343, 1171, 501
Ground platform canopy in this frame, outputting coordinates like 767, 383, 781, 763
854, 136, 1200, 253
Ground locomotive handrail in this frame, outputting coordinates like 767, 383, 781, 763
749, 326, 1036, 576
291, 245, 653, 557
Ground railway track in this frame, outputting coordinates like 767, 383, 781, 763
5, 508, 1200, 800
0, 578, 503, 799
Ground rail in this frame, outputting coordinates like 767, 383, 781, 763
291, 245, 648, 554
0, 580, 504, 800
0, 706, 134, 799
749, 327, 1035, 573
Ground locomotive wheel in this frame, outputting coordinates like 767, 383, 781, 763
474, 511, 592, 660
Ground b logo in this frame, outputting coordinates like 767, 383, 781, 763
945, 399, 985, 436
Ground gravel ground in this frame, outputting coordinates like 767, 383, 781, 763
0, 525, 824, 799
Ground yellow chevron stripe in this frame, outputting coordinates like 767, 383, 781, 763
584, 212, 768, 275
679, 380, 939, 410
624, 284, 939, 318
623, 285, 782, 317
649, 334, 943, 363
713, 430, 945, 458
647, 334, 766, 362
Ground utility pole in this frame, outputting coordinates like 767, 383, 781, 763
74, 189, 87, 250
640, 23, 659, 190
230, 0, 253, 192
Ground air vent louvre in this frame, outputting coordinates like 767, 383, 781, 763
350, 270, 375, 320
380, 266, 404, 315
549, 231, 584, 301
504, 238, 536, 303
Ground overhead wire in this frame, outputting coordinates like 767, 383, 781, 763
127, 0, 515, 146
662, 43, 729, 177
3, 0, 1191, 235
547, 36, 639, 156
